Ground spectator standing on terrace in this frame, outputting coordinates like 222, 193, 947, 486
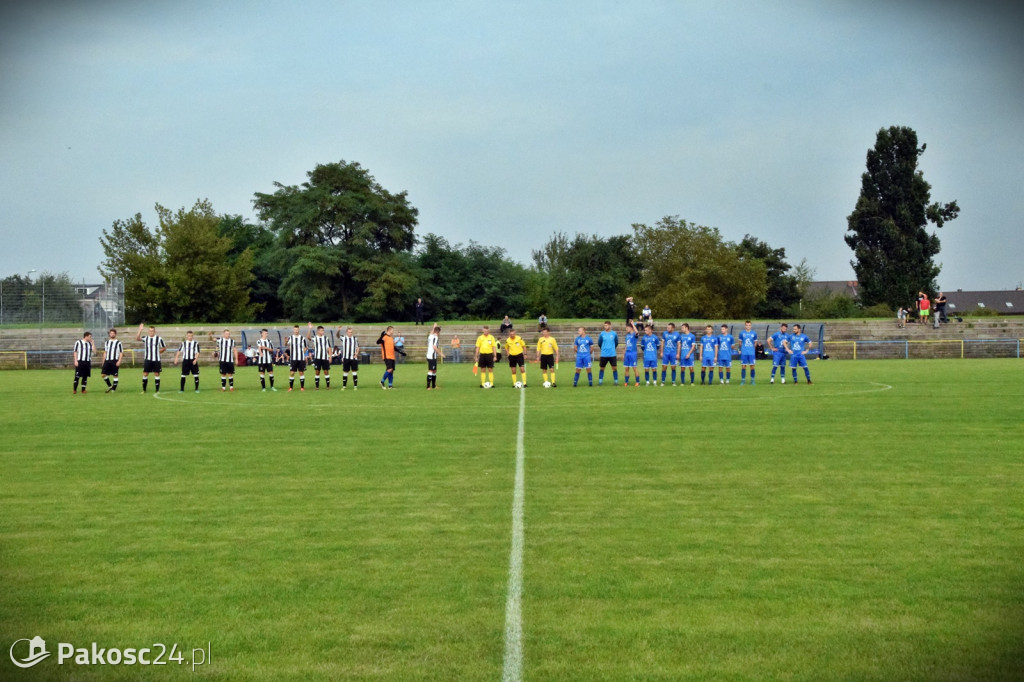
918, 292, 931, 325
450, 335, 462, 363
415, 298, 425, 325
625, 297, 636, 326
934, 292, 948, 325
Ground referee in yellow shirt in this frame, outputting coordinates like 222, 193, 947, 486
505, 328, 528, 387
474, 325, 498, 388
536, 326, 560, 387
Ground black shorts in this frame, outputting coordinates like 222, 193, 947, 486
508, 354, 525, 368
384, 359, 396, 371
258, 362, 274, 373
599, 356, 617, 368
427, 358, 438, 372
342, 358, 359, 372
540, 354, 555, 370
219, 361, 235, 375
101, 360, 119, 376
75, 361, 91, 378
143, 360, 162, 374
181, 359, 199, 376
313, 358, 331, 372
477, 354, 495, 369
290, 360, 307, 373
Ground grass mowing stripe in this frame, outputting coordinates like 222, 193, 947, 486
502, 387, 526, 682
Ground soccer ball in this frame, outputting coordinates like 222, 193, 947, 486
515, 381, 523, 389
543, 381, 551, 388
483, 381, 492, 389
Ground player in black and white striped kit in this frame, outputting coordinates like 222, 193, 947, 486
174, 330, 201, 393
426, 325, 441, 390
215, 329, 236, 392
100, 328, 123, 393
135, 323, 166, 393
256, 329, 277, 392
308, 322, 333, 390
73, 331, 95, 394
286, 325, 308, 392
335, 326, 359, 389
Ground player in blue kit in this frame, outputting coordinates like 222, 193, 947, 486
596, 321, 619, 386
737, 320, 758, 385
699, 325, 718, 385
677, 323, 697, 386
660, 322, 680, 386
768, 322, 790, 384
573, 327, 594, 387
622, 323, 641, 387
717, 324, 735, 384
641, 325, 660, 385
787, 323, 813, 384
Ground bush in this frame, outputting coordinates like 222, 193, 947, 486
861, 303, 893, 318
966, 307, 1000, 317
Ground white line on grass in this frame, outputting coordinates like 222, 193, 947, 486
502, 387, 526, 682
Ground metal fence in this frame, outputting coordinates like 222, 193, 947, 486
828, 339, 1024, 360
0, 277, 124, 328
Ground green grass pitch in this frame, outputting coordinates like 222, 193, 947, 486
1, 359, 1022, 680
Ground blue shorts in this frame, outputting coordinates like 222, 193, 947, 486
718, 356, 732, 368
701, 357, 716, 368
772, 351, 787, 367
741, 353, 756, 365
623, 352, 638, 368
575, 355, 591, 370
643, 356, 658, 369
790, 354, 808, 368
661, 351, 676, 365
679, 354, 694, 368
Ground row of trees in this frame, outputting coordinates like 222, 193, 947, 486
97, 125, 955, 324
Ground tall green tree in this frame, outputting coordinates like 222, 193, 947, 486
99, 200, 259, 323
632, 216, 767, 319
845, 126, 959, 307
253, 160, 418, 320
157, 200, 259, 322
415, 234, 529, 320
218, 215, 283, 321
736, 235, 799, 318
532, 233, 640, 318
98, 213, 168, 321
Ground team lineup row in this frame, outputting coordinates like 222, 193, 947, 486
469, 320, 815, 388
68, 321, 815, 394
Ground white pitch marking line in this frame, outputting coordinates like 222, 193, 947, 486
502, 387, 526, 682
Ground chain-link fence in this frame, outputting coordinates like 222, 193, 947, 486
0, 276, 124, 328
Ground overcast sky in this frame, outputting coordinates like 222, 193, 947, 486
2, 0, 1022, 291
